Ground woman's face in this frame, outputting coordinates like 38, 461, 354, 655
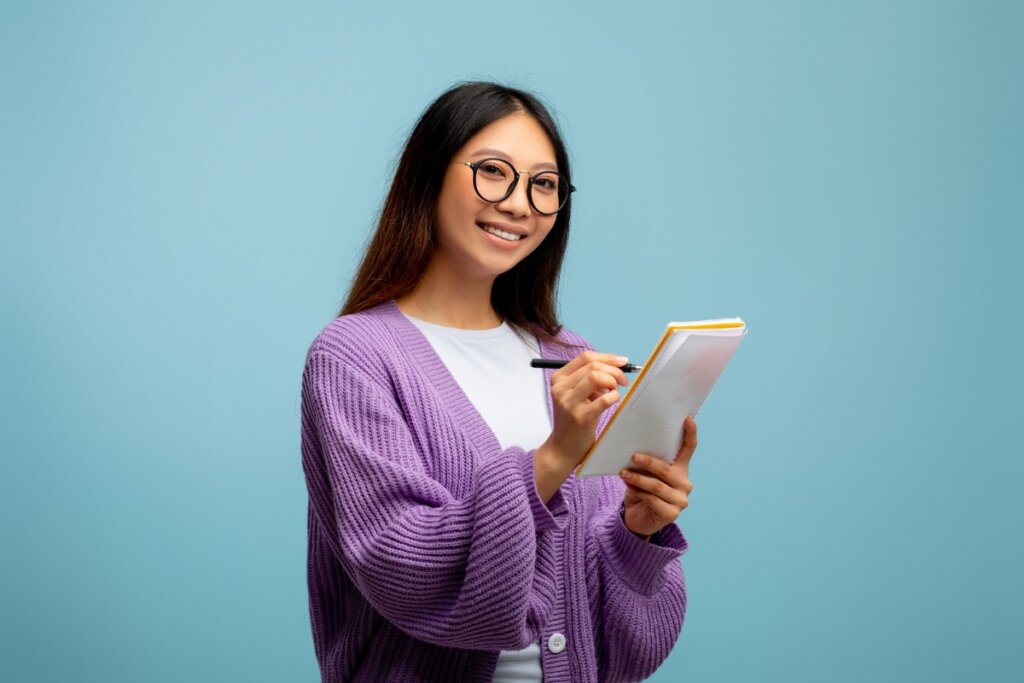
432, 113, 560, 282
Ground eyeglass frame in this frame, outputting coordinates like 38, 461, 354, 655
455, 158, 576, 216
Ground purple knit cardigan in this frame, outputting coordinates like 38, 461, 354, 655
300, 300, 688, 682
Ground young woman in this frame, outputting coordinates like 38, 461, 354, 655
300, 82, 698, 682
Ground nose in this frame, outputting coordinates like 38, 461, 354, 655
495, 174, 532, 217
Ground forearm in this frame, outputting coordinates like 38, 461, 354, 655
321, 446, 566, 649
534, 438, 579, 504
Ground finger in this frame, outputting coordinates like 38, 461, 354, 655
559, 359, 629, 394
553, 351, 630, 381
673, 416, 698, 469
550, 361, 615, 399
588, 362, 629, 387
555, 382, 619, 427
620, 468, 689, 508
623, 484, 686, 518
629, 452, 687, 489
575, 386, 620, 422
567, 368, 621, 405
550, 379, 619, 429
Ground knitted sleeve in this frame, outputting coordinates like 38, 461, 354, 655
583, 476, 688, 682
301, 350, 567, 651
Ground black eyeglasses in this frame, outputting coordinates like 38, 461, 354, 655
457, 158, 575, 216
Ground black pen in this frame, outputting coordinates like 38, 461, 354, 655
530, 359, 644, 373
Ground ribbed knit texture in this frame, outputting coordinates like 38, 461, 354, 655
300, 300, 689, 682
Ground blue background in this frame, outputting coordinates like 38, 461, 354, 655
2, 1, 1021, 680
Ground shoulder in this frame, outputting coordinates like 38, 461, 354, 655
554, 326, 593, 351
305, 301, 406, 374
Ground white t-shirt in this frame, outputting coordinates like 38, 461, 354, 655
403, 313, 548, 681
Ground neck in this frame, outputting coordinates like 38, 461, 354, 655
396, 259, 502, 329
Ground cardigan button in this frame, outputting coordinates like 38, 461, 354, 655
547, 632, 566, 653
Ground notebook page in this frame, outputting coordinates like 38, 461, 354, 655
629, 325, 744, 406
580, 330, 745, 476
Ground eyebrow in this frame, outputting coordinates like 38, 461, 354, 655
469, 147, 559, 172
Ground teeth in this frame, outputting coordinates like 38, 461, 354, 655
481, 224, 522, 241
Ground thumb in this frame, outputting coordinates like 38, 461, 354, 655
674, 416, 698, 470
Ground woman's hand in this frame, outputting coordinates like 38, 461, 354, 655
620, 416, 698, 539
534, 351, 629, 502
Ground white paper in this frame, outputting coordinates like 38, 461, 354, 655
578, 323, 746, 477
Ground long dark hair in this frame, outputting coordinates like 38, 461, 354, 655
340, 81, 573, 342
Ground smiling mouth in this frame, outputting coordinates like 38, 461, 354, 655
478, 222, 524, 242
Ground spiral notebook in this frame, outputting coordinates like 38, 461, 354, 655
576, 318, 747, 477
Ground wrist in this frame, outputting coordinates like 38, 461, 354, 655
534, 440, 576, 504
620, 507, 652, 543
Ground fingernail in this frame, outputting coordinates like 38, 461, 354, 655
632, 453, 643, 464
615, 355, 629, 365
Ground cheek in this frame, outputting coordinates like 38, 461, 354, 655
535, 219, 558, 243
438, 184, 484, 230
521, 219, 558, 258
436, 189, 473, 242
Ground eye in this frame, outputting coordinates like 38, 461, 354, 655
532, 173, 560, 193
477, 161, 509, 179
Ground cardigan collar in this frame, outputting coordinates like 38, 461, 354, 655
374, 299, 562, 458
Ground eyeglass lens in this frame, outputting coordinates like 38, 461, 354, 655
472, 159, 568, 215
